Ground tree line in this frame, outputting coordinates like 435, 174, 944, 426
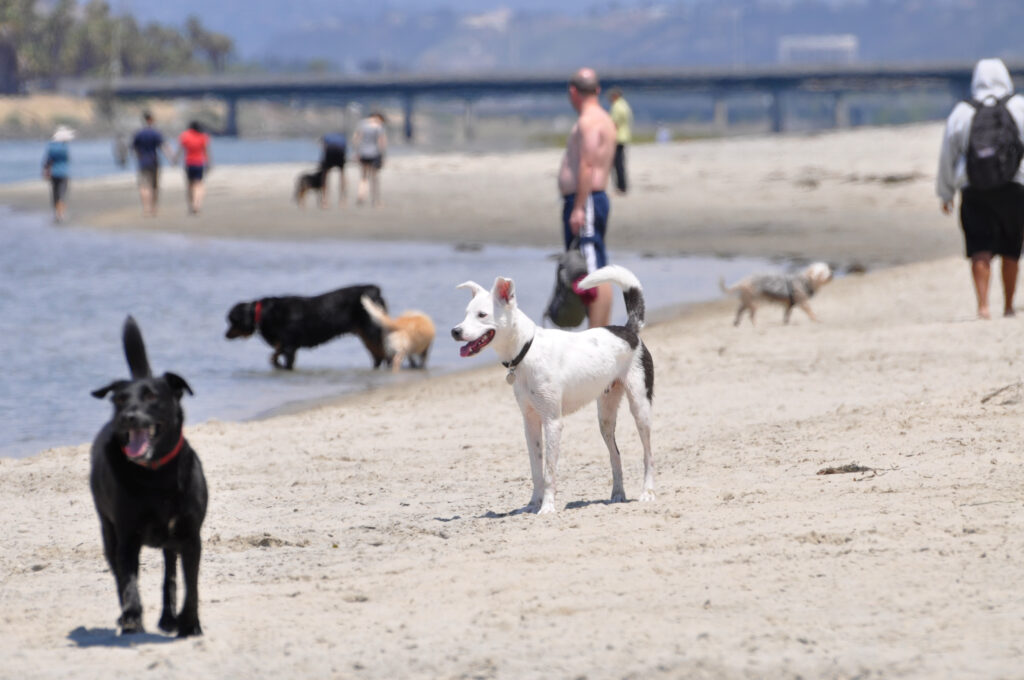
0, 0, 234, 93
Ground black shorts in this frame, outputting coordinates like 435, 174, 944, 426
321, 146, 346, 170
960, 184, 1024, 259
50, 177, 68, 206
186, 165, 205, 182
359, 155, 383, 170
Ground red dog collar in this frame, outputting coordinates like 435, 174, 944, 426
253, 301, 262, 325
125, 432, 185, 470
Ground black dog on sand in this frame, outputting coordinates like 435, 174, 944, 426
90, 316, 207, 637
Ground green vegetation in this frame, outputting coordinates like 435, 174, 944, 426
0, 0, 234, 93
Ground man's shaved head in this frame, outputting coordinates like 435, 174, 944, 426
569, 68, 600, 95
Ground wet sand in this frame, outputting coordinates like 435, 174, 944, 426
4, 123, 1022, 679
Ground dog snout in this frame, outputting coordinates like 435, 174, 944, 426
451, 327, 463, 341
118, 409, 149, 430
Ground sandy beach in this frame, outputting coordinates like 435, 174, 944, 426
4, 123, 1024, 678
0, 122, 957, 266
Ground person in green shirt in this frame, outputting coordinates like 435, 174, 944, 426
608, 88, 633, 194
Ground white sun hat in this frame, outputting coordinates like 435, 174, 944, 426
51, 125, 76, 142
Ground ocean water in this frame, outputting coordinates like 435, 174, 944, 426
0, 137, 323, 184
0, 205, 784, 458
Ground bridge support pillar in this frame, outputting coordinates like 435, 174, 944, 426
712, 94, 729, 133
769, 89, 785, 134
832, 92, 850, 129
223, 96, 239, 137
461, 99, 476, 143
403, 94, 414, 142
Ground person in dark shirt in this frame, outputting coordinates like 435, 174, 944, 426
131, 111, 174, 217
319, 132, 348, 206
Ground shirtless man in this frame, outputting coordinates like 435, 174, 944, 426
558, 67, 618, 327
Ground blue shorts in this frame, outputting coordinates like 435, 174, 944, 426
562, 191, 610, 272
186, 165, 205, 182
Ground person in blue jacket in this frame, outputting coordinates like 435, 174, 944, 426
42, 125, 75, 223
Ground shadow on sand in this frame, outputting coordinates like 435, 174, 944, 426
67, 626, 178, 648
478, 497, 635, 518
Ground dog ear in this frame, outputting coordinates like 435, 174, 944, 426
456, 281, 487, 297
163, 372, 194, 398
91, 380, 128, 399
492, 277, 515, 305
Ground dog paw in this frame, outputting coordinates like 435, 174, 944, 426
639, 490, 656, 502
175, 618, 203, 638
537, 503, 557, 515
157, 612, 178, 633
118, 614, 144, 635
610, 491, 627, 503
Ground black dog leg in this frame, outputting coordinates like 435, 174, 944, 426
271, 346, 297, 370
100, 518, 120, 602
115, 536, 144, 634
176, 537, 203, 637
158, 548, 179, 633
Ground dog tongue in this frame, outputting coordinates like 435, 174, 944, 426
124, 429, 150, 459
460, 342, 475, 358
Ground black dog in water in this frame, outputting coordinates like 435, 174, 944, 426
224, 284, 390, 370
90, 316, 207, 637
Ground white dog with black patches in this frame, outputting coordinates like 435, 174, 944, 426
451, 265, 654, 515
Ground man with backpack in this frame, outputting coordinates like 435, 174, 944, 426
938, 58, 1024, 319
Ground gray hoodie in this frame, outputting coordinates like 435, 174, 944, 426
936, 58, 1024, 203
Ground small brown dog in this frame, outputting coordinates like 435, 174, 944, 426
720, 262, 833, 326
360, 295, 435, 372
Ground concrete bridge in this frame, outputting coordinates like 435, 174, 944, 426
80, 62, 1024, 138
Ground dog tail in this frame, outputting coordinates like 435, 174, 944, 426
719, 276, 734, 295
577, 265, 646, 333
122, 315, 152, 379
361, 295, 398, 331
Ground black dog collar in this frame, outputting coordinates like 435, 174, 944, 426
502, 336, 534, 385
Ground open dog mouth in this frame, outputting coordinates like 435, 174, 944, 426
123, 425, 159, 460
460, 329, 495, 357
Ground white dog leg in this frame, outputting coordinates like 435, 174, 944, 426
626, 376, 655, 502
521, 406, 545, 512
597, 383, 626, 502
539, 418, 562, 514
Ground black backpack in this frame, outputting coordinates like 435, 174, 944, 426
965, 95, 1024, 190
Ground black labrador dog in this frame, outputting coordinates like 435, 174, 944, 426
90, 316, 207, 637
225, 284, 389, 370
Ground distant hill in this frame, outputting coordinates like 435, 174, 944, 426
125, 0, 1024, 70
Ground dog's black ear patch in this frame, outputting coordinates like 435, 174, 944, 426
91, 380, 128, 399
163, 372, 194, 398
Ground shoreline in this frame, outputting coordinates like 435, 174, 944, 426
0, 122, 960, 267
1, 122, 960, 460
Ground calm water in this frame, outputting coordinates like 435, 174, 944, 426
0, 137, 323, 184
0, 137, 785, 458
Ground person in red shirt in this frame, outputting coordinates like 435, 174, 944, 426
177, 121, 212, 215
